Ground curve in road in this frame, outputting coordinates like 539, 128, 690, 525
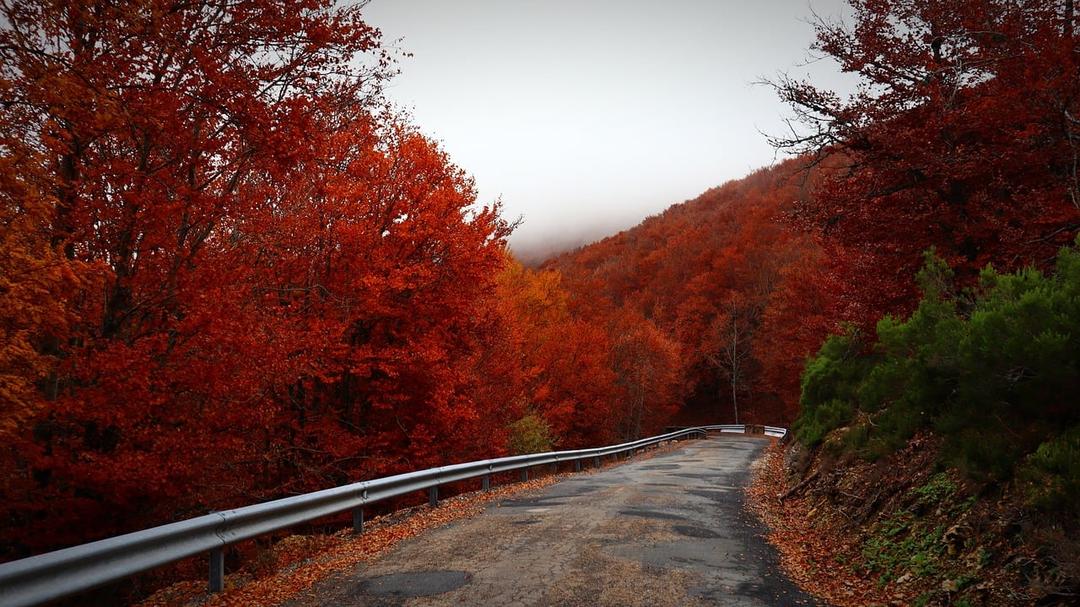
287, 435, 821, 607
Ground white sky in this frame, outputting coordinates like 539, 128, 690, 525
362, 0, 856, 259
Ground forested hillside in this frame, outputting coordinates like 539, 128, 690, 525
546, 159, 842, 426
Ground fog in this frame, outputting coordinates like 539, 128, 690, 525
362, 0, 857, 263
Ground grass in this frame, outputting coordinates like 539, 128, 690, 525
861, 510, 946, 586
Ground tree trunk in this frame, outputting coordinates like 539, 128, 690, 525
1066, 0, 1074, 38
731, 373, 739, 424
730, 314, 740, 424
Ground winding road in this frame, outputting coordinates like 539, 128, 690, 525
288, 435, 819, 607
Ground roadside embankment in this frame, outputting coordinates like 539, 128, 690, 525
748, 433, 1078, 607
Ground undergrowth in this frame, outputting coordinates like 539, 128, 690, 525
795, 238, 1080, 511
860, 473, 971, 587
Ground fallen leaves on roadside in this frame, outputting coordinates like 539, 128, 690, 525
138, 475, 563, 607
746, 443, 894, 607
136, 444, 689, 607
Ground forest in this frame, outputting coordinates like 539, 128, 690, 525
0, 1, 1078, 602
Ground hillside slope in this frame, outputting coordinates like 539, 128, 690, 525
546, 158, 842, 426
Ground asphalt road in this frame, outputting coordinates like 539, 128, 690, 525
288, 435, 821, 607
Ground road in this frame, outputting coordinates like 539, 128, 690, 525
287, 435, 821, 607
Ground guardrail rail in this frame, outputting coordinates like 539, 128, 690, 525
0, 423, 785, 607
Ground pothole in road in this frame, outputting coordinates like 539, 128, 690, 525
356, 570, 471, 598
511, 517, 542, 525
498, 497, 565, 508
641, 464, 681, 470
687, 489, 733, 501
547, 484, 600, 497
618, 509, 688, 521
673, 525, 722, 538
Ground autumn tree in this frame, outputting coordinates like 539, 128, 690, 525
771, 0, 1080, 316
0, 0, 513, 557
754, 244, 846, 421
609, 308, 682, 439
0, 148, 83, 437
484, 259, 620, 448
701, 294, 758, 424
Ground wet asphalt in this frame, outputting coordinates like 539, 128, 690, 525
287, 435, 822, 607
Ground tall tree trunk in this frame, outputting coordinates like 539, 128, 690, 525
1066, 0, 1074, 38
731, 372, 739, 424
730, 314, 740, 424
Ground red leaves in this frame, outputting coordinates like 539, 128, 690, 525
776, 0, 1080, 317
0, 0, 514, 561
549, 160, 839, 426
137, 475, 567, 607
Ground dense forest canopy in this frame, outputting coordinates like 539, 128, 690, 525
0, 0, 687, 561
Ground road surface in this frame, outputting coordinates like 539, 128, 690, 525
287, 435, 820, 607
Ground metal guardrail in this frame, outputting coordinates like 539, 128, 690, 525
763, 425, 788, 438
665, 424, 788, 439
0, 423, 788, 607
0, 426, 720, 607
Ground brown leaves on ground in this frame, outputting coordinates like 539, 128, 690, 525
138, 475, 565, 607
137, 445, 684, 607
747, 442, 896, 607
747, 437, 1065, 607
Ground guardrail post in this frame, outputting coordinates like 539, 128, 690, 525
521, 468, 529, 482
482, 474, 490, 491
594, 456, 600, 467
429, 486, 438, 507
352, 507, 364, 533
574, 460, 582, 472
209, 547, 224, 593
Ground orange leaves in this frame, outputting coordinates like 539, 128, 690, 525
746, 443, 887, 607
470, 258, 621, 449
138, 475, 566, 607
0, 149, 82, 436
0, 0, 514, 565
549, 160, 838, 427
609, 308, 683, 438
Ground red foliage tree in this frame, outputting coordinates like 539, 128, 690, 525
0, 0, 512, 558
481, 259, 621, 449
550, 161, 841, 426
609, 307, 683, 439
771, 0, 1080, 316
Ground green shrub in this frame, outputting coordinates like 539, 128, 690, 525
795, 332, 869, 446
794, 238, 1080, 489
794, 398, 854, 447
507, 413, 556, 454
1021, 426, 1080, 511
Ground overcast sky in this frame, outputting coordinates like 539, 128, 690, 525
362, 0, 856, 259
